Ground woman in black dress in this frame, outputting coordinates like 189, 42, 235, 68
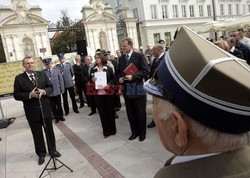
90, 53, 117, 138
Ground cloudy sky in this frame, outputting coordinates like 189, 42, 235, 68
1, 0, 90, 23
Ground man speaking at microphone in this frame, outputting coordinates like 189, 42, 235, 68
14, 56, 61, 165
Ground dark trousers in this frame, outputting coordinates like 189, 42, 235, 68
62, 87, 78, 113
95, 95, 116, 136
89, 95, 96, 112
124, 95, 146, 136
49, 95, 63, 121
28, 117, 56, 157
76, 83, 86, 106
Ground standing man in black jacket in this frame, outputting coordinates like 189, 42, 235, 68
73, 54, 85, 108
14, 56, 61, 165
147, 44, 165, 128
118, 37, 149, 141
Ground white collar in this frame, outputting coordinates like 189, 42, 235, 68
171, 153, 220, 165
157, 52, 164, 59
126, 50, 133, 58
26, 71, 34, 77
94, 65, 107, 71
230, 46, 235, 53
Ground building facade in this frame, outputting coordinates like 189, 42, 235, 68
0, 0, 52, 62
103, 0, 250, 49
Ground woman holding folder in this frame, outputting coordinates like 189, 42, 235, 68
90, 53, 117, 138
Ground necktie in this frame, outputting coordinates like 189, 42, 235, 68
126, 54, 130, 65
30, 74, 36, 87
61, 63, 64, 68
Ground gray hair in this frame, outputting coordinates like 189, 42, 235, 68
152, 44, 164, 52
154, 97, 250, 149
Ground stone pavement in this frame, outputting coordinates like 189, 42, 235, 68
0, 95, 173, 178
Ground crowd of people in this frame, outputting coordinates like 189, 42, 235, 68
210, 28, 250, 65
13, 28, 250, 177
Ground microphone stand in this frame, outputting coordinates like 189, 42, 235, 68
33, 72, 73, 178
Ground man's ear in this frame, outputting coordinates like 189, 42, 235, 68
172, 111, 188, 148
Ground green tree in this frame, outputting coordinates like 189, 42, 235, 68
51, 30, 77, 54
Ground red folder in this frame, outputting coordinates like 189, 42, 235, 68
123, 63, 139, 75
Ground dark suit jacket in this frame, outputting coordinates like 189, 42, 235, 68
73, 63, 85, 87
117, 51, 149, 98
149, 54, 165, 79
14, 71, 53, 122
230, 48, 244, 59
235, 42, 250, 65
155, 146, 250, 178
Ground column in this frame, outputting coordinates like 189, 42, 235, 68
34, 32, 42, 57
13, 35, 21, 61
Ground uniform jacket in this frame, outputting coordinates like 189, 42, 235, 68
56, 62, 74, 88
117, 51, 149, 99
14, 71, 53, 122
42, 67, 64, 97
155, 146, 250, 178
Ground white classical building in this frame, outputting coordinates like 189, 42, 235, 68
103, 0, 250, 49
0, 0, 52, 62
81, 0, 139, 54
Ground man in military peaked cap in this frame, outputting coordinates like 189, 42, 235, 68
144, 26, 250, 178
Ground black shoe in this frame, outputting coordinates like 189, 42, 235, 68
79, 104, 84, 108
147, 121, 155, 128
139, 135, 146, 142
51, 151, 61, 158
55, 120, 59, 123
88, 111, 96, 116
60, 118, 65, 121
38, 156, 45, 165
128, 134, 137, 140
65, 112, 69, 116
74, 110, 79, 113
115, 113, 119, 119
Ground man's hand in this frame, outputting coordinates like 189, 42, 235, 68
124, 75, 133, 81
92, 77, 97, 82
29, 88, 46, 99
37, 89, 46, 98
119, 77, 124, 84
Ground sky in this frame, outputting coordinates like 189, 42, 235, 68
1, 0, 90, 23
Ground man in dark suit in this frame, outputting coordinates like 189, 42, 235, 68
227, 37, 244, 59
230, 31, 250, 65
118, 37, 149, 141
56, 53, 79, 115
147, 44, 165, 128
42, 58, 65, 123
73, 54, 86, 108
14, 56, 61, 165
83, 55, 96, 116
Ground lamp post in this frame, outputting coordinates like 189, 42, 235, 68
212, 0, 218, 40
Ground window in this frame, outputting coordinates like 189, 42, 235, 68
153, 33, 160, 44
199, 5, 203, 17
118, 15, 123, 20
181, 5, 187, 17
243, 5, 246, 14
162, 5, 168, 18
164, 32, 171, 45
172, 5, 178, 18
228, 4, 232, 15
236, 4, 239, 15
207, 5, 212, 17
151, 5, 158, 19
189, 5, 194, 17
220, 4, 224, 15
132, 8, 139, 20
249, 5, 250, 12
